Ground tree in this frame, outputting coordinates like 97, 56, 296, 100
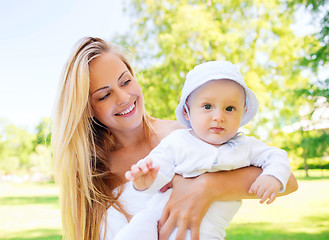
284, 0, 329, 175
30, 118, 53, 179
288, 0, 329, 71
33, 117, 52, 148
30, 144, 53, 180
287, 0, 329, 108
119, 0, 315, 140
0, 118, 53, 179
0, 121, 34, 174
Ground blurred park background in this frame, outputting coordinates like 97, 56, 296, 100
0, 0, 328, 239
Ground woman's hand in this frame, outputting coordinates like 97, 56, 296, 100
157, 167, 298, 240
158, 174, 214, 240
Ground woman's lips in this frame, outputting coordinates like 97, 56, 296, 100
115, 102, 136, 116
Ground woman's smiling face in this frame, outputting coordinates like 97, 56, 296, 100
89, 52, 144, 134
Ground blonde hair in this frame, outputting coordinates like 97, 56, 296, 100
52, 37, 153, 239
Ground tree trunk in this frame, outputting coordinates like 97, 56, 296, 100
303, 153, 309, 177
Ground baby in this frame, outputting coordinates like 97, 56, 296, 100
115, 61, 291, 240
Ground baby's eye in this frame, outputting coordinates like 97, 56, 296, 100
203, 104, 212, 110
226, 106, 235, 112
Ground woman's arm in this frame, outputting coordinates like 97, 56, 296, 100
203, 166, 298, 201
158, 166, 298, 240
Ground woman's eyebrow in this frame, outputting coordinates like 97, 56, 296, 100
117, 70, 128, 82
91, 86, 109, 95
91, 70, 128, 95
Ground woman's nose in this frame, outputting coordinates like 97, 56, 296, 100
115, 89, 130, 106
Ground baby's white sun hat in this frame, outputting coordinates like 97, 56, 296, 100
175, 60, 259, 128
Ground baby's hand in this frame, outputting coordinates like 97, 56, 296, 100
125, 158, 159, 191
249, 175, 281, 204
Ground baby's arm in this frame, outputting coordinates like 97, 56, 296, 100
125, 158, 159, 191
248, 136, 292, 204
249, 175, 281, 204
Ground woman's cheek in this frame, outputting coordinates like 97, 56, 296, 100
93, 105, 108, 121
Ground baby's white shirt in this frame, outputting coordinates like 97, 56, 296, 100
142, 129, 291, 194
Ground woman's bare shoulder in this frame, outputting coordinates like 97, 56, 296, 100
150, 118, 185, 140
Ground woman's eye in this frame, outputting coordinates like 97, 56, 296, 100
226, 106, 235, 112
203, 104, 212, 110
99, 92, 111, 101
122, 80, 131, 86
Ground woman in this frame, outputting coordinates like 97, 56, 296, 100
52, 37, 298, 240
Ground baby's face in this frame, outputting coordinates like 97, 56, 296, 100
185, 79, 245, 147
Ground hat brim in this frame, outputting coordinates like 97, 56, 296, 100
175, 61, 258, 128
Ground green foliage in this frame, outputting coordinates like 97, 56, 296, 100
289, 0, 329, 70
286, 0, 329, 119
33, 118, 52, 147
299, 130, 329, 159
118, 0, 329, 173
30, 145, 53, 179
0, 118, 53, 179
121, 0, 315, 138
0, 121, 34, 174
297, 158, 329, 170
284, 0, 329, 175
274, 129, 329, 172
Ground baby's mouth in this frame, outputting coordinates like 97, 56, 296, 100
115, 102, 136, 116
210, 127, 224, 133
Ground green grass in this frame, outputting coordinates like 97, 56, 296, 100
293, 169, 329, 180
0, 171, 328, 240
0, 182, 61, 240
226, 175, 329, 239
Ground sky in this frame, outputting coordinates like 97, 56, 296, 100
0, 0, 130, 132
0, 1, 324, 133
